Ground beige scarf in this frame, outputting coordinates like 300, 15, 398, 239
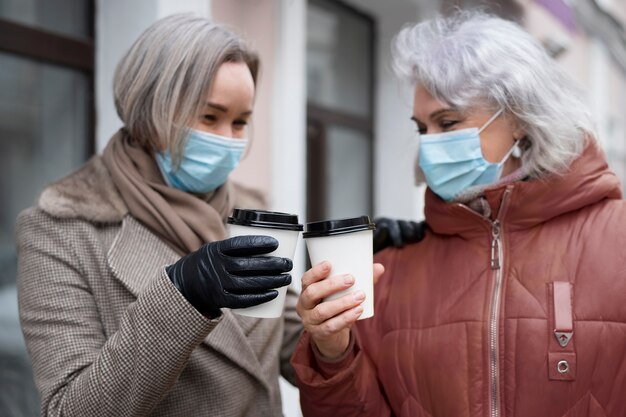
102, 129, 236, 255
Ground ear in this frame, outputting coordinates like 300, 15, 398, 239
513, 127, 526, 141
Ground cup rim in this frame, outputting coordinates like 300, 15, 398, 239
303, 216, 375, 238
228, 208, 303, 231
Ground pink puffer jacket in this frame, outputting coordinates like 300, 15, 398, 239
292, 140, 626, 417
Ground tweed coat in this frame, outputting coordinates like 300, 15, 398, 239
16, 156, 303, 417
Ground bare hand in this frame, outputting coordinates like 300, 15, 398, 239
296, 261, 385, 359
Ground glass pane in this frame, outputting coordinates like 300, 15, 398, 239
0, 51, 89, 416
324, 125, 372, 218
0, 0, 91, 40
0, 285, 39, 415
307, 1, 372, 117
0, 51, 90, 286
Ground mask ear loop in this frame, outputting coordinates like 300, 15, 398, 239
499, 140, 520, 164
478, 108, 505, 134
477, 108, 519, 164
495, 140, 521, 181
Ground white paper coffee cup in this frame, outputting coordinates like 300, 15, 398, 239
227, 209, 302, 318
304, 216, 376, 320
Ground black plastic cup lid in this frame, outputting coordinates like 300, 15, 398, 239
227, 209, 303, 231
303, 216, 375, 238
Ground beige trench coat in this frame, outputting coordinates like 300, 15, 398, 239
16, 157, 303, 417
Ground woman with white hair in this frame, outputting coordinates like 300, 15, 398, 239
291, 11, 626, 416
16, 14, 299, 416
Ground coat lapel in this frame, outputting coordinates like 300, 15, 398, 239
107, 216, 269, 390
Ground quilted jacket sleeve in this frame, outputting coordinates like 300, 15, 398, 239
290, 249, 398, 417
16, 208, 218, 417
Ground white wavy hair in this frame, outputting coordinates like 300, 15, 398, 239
392, 11, 596, 178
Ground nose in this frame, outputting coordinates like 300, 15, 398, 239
212, 124, 234, 138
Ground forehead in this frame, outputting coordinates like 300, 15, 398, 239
206, 61, 255, 101
412, 85, 496, 121
412, 85, 449, 119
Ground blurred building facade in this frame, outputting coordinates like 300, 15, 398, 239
0, 0, 625, 416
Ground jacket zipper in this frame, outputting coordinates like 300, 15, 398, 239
489, 218, 503, 417
458, 187, 511, 417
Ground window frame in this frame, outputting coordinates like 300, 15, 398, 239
0, 2, 96, 155
306, 0, 377, 222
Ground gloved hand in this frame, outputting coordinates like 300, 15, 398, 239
166, 235, 293, 319
373, 218, 427, 253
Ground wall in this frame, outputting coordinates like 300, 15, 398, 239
211, 0, 274, 198
95, 0, 211, 152
344, 0, 427, 220
521, 0, 626, 187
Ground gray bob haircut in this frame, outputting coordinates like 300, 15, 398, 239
114, 13, 259, 160
392, 11, 596, 179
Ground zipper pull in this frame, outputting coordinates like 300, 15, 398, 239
491, 220, 501, 270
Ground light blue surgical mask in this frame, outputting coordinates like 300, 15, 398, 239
155, 129, 247, 194
418, 109, 519, 202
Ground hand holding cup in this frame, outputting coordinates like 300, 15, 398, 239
228, 209, 303, 318
166, 235, 293, 319
297, 261, 385, 359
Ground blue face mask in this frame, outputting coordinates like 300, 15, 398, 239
155, 129, 247, 194
418, 109, 519, 202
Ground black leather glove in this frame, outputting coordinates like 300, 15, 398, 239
373, 218, 427, 253
166, 235, 293, 319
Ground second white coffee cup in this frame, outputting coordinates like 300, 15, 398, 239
304, 216, 376, 320
227, 209, 302, 318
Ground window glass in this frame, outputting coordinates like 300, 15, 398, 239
307, 1, 372, 117
325, 125, 372, 218
0, 52, 89, 285
0, 0, 91, 39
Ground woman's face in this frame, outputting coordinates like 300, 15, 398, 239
412, 85, 523, 176
191, 61, 255, 139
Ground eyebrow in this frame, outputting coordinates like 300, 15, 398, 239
205, 102, 253, 116
411, 108, 457, 124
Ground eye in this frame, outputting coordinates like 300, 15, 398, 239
202, 114, 217, 124
440, 120, 459, 130
415, 123, 427, 135
233, 119, 248, 130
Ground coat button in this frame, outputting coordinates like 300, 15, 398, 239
557, 360, 569, 374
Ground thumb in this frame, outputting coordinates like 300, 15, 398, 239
373, 263, 385, 285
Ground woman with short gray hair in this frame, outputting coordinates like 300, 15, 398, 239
292, 11, 626, 416
17, 14, 300, 416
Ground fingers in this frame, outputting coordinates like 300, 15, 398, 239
299, 273, 355, 310
387, 219, 404, 247
301, 261, 332, 291
373, 218, 392, 253
308, 305, 363, 337
220, 235, 279, 256
398, 220, 415, 241
414, 220, 427, 241
373, 218, 429, 252
303, 291, 365, 325
226, 255, 293, 275
373, 263, 385, 285
223, 273, 292, 294
226, 290, 279, 309
400, 220, 428, 243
